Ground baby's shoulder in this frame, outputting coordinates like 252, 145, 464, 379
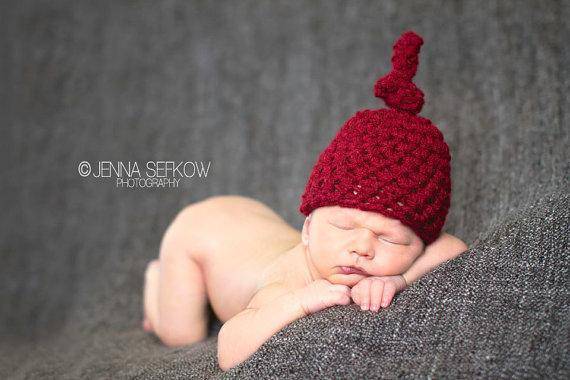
245, 281, 297, 311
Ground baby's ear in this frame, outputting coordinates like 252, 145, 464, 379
301, 213, 312, 245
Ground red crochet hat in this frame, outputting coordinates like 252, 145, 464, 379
299, 30, 451, 246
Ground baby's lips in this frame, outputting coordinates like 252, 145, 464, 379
340, 266, 368, 275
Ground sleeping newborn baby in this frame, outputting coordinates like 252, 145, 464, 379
141, 30, 469, 371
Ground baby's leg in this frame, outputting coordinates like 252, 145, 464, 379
143, 207, 209, 347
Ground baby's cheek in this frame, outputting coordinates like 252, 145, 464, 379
400, 254, 419, 274
375, 253, 412, 276
314, 232, 340, 254
308, 238, 334, 271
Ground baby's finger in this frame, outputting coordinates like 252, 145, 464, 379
360, 280, 371, 310
330, 287, 351, 305
370, 280, 385, 312
331, 284, 351, 294
350, 280, 362, 293
339, 292, 352, 305
381, 285, 396, 308
350, 286, 360, 305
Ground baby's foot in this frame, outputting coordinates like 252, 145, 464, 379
143, 259, 160, 333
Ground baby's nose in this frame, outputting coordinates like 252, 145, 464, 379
353, 248, 374, 259
352, 244, 374, 259
350, 232, 376, 259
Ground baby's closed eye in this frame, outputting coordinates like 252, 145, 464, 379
329, 219, 407, 245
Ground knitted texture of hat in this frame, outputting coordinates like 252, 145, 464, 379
299, 30, 451, 246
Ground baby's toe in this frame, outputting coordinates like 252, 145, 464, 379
142, 318, 153, 332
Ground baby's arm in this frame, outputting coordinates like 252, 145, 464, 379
351, 232, 468, 311
217, 280, 351, 371
402, 232, 468, 285
217, 283, 305, 371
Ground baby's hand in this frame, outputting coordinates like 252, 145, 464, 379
293, 279, 352, 316
350, 275, 407, 312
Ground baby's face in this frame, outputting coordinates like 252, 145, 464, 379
301, 205, 425, 286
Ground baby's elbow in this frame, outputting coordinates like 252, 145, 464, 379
217, 347, 232, 372
217, 324, 237, 372
438, 233, 469, 261
217, 309, 258, 371
450, 239, 469, 261
217, 350, 232, 372
443, 233, 469, 253
455, 237, 469, 254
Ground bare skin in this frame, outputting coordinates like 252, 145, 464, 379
142, 195, 469, 368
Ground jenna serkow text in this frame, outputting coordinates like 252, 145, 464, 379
78, 161, 211, 188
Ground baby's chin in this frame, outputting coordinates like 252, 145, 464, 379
327, 273, 369, 287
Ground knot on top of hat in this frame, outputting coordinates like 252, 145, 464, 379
374, 30, 425, 115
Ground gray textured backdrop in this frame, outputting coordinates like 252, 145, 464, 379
0, 0, 568, 378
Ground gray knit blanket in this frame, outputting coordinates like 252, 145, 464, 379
1, 1, 568, 378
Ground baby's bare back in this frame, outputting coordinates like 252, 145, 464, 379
191, 196, 301, 322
